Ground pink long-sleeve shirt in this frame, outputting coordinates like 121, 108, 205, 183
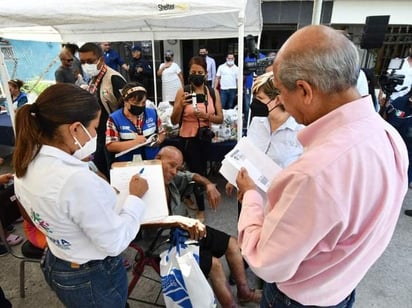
238, 96, 408, 306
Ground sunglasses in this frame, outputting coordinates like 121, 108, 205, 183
62, 58, 74, 62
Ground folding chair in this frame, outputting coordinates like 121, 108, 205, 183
0, 219, 44, 298
127, 227, 170, 307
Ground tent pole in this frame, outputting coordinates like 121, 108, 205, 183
311, 0, 323, 25
237, 1, 246, 140
0, 50, 16, 134
151, 36, 157, 105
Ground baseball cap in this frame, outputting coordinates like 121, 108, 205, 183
131, 45, 142, 52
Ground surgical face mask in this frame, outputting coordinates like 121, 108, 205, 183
250, 98, 269, 117
82, 63, 100, 77
128, 104, 145, 116
188, 74, 205, 87
72, 124, 97, 160
226, 60, 234, 66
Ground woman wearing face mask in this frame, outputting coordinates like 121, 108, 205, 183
156, 50, 184, 103
171, 56, 223, 222
106, 82, 165, 162
247, 71, 304, 168
13, 83, 148, 308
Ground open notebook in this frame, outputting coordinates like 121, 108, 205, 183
110, 160, 169, 223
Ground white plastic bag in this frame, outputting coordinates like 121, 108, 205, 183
160, 229, 216, 308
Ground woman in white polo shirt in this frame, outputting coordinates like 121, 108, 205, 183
13, 83, 148, 308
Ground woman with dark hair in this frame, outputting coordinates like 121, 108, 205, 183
170, 56, 223, 221
8, 79, 28, 109
13, 83, 148, 307
106, 82, 165, 162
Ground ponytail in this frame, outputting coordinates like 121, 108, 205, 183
13, 104, 42, 177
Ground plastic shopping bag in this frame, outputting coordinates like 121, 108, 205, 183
160, 229, 216, 308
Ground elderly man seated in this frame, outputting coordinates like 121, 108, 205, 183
154, 146, 261, 307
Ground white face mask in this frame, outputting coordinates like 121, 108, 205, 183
72, 124, 97, 160
226, 60, 234, 66
82, 63, 100, 77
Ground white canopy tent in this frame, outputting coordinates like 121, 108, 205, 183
0, 0, 263, 138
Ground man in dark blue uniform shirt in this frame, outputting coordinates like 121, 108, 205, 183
385, 88, 412, 217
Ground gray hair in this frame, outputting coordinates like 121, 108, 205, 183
276, 31, 360, 94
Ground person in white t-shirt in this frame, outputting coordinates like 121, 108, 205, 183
157, 50, 184, 103
13, 83, 148, 308
215, 53, 239, 109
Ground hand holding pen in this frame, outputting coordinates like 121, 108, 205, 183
129, 168, 148, 198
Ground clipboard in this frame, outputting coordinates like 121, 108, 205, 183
110, 160, 169, 223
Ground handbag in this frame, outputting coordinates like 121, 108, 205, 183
160, 229, 216, 308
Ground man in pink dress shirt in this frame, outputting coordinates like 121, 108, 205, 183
236, 25, 409, 308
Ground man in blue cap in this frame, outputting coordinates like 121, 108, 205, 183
128, 45, 153, 96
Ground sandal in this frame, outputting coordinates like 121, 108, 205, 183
6, 234, 24, 246
238, 288, 262, 304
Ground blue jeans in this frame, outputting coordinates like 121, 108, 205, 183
261, 283, 355, 308
220, 88, 237, 109
41, 248, 128, 308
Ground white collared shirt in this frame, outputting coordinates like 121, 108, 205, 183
247, 116, 304, 168
14, 145, 146, 264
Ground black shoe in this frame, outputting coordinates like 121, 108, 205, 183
404, 210, 412, 217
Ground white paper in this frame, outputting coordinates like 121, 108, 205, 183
110, 161, 169, 223
219, 137, 282, 192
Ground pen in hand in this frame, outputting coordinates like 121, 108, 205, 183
139, 168, 145, 175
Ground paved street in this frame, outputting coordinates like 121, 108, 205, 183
1, 155, 411, 307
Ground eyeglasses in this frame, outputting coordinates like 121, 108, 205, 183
62, 58, 74, 62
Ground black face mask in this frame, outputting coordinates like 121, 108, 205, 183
128, 105, 145, 116
250, 98, 269, 117
188, 74, 205, 87
165, 57, 172, 62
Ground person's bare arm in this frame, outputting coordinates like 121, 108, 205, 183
192, 173, 221, 210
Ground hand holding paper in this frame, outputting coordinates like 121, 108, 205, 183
236, 168, 257, 192
219, 137, 282, 193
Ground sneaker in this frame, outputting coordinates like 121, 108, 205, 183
6, 234, 23, 246
14, 217, 24, 223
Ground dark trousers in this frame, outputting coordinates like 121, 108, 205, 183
261, 283, 355, 308
0, 185, 21, 228
181, 137, 211, 211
